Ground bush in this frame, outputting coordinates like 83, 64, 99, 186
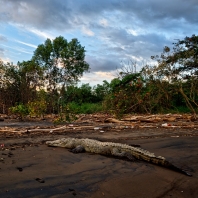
27, 100, 47, 118
9, 104, 29, 120
68, 102, 103, 114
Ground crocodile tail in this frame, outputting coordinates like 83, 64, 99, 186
163, 160, 192, 177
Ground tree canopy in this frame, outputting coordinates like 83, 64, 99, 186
151, 34, 198, 81
0, 36, 90, 114
32, 36, 89, 91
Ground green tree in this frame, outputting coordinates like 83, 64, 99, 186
1, 61, 42, 103
102, 72, 149, 117
62, 83, 98, 104
17, 60, 43, 104
93, 80, 111, 102
0, 60, 43, 113
150, 34, 198, 115
32, 36, 89, 113
32, 36, 89, 90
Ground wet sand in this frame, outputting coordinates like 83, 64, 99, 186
0, 122, 198, 198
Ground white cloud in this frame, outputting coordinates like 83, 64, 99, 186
0, 44, 32, 54
99, 18, 108, 27
127, 29, 139, 36
81, 26, 95, 36
125, 55, 144, 62
15, 40, 37, 48
80, 71, 115, 86
1, 57, 10, 63
95, 71, 115, 80
27, 27, 55, 39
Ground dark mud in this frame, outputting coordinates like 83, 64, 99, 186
0, 120, 198, 198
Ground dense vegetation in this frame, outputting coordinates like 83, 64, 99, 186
0, 35, 198, 120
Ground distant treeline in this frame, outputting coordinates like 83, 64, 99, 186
0, 35, 198, 118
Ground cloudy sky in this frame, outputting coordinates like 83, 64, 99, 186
0, 0, 197, 85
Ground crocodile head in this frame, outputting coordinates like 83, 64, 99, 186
46, 138, 75, 148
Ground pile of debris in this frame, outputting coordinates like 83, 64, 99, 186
0, 113, 197, 134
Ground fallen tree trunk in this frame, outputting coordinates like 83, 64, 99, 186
27, 125, 66, 132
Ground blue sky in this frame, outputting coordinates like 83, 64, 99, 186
0, 0, 198, 86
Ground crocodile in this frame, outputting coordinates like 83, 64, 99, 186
46, 138, 192, 176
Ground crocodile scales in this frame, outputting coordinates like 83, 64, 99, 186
46, 138, 192, 176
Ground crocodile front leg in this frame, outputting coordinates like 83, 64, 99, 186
111, 148, 136, 161
70, 145, 85, 153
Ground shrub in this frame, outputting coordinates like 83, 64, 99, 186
9, 104, 29, 120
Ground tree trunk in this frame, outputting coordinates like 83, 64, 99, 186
179, 87, 196, 119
